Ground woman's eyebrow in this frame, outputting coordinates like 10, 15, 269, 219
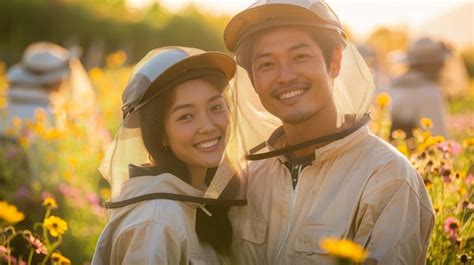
208, 94, 223, 102
171, 104, 193, 114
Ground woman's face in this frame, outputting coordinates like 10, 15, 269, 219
164, 78, 229, 171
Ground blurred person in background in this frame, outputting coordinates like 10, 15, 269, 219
389, 37, 451, 137
357, 43, 391, 95
92, 47, 246, 264
1, 41, 96, 133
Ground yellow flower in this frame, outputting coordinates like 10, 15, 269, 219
106, 50, 127, 68
397, 145, 409, 156
375, 93, 391, 108
420, 117, 433, 129
43, 197, 58, 209
463, 137, 474, 148
68, 158, 78, 167
34, 108, 48, 123
320, 237, 368, 263
51, 252, 71, 265
0, 96, 7, 109
100, 187, 111, 200
88, 67, 104, 80
391, 129, 406, 140
44, 216, 68, 237
0, 201, 25, 224
18, 136, 30, 149
12, 116, 22, 129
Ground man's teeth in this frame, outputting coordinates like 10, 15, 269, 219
196, 138, 219, 149
279, 89, 305, 100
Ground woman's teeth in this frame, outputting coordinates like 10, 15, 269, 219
195, 138, 219, 149
279, 89, 305, 100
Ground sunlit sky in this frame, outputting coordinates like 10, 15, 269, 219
126, 0, 469, 38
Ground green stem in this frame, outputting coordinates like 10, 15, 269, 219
6, 239, 11, 265
40, 235, 62, 265
27, 248, 34, 265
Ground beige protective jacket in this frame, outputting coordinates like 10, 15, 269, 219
92, 173, 228, 265
230, 125, 434, 265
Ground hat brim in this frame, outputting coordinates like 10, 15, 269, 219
7, 64, 69, 86
152, 51, 236, 87
224, 3, 344, 52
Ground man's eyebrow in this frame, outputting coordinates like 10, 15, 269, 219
289, 43, 311, 51
252, 52, 272, 62
252, 42, 311, 61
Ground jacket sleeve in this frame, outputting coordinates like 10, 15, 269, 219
354, 163, 434, 265
114, 221, 189, 265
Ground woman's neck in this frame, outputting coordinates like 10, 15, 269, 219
187, 165, 208, 191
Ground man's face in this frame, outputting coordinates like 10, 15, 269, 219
250, 26, 341, 125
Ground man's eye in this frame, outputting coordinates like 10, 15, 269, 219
295, 54, 310, 61
257, 61, 274, 70
177, 114, 193, 121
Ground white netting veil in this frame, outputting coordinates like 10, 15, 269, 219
99, 47, 246, 205
224, 0, 375, 157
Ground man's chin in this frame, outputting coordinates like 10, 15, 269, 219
280, 111, 315, 125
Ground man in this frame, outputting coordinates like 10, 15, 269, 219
224, 1, 434, 264
390, 37, 450, 137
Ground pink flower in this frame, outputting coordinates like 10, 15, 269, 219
0, 246, 10, 256
41, 192, 54, 201
86, 192, 100, 206
437, 140, 462, 155
444, 217, 460, 238
25, 234, 47, 255
15, 186, 31, 200
465, 174, 474, 186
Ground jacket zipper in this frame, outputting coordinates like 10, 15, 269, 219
274, 164, 303, 264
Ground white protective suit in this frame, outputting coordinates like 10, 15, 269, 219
92, 172, 229, 265
230, 124, 434, 265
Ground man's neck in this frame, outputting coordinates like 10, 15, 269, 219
283, 103, 340, 157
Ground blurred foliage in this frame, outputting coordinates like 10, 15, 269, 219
0, 0, 230, 66
448, 81, 474, 114
461, 47, 474, 77
367, 26, 409, 55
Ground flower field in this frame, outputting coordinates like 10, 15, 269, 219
0, 52, 472, 264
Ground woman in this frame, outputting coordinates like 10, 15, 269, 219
92, 47, 245, 264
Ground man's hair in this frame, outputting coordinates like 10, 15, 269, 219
236, 26, 346, 74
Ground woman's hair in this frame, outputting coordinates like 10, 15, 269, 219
138, 74, 233, 256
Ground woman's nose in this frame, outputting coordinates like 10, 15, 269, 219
197, 113, 217, 134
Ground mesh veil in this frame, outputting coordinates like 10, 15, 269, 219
225, 0, 375, 158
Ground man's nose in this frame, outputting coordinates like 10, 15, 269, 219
277, 62, 297, 84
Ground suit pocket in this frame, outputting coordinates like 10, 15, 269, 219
232, 215, 268, 245
293, 226, 346, 255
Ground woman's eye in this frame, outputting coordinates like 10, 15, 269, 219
177, 114, 193, 121
211, 104, 224, 112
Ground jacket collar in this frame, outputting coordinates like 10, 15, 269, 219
266, 122, 370, 163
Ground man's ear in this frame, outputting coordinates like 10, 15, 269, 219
329, 47, 343, 78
